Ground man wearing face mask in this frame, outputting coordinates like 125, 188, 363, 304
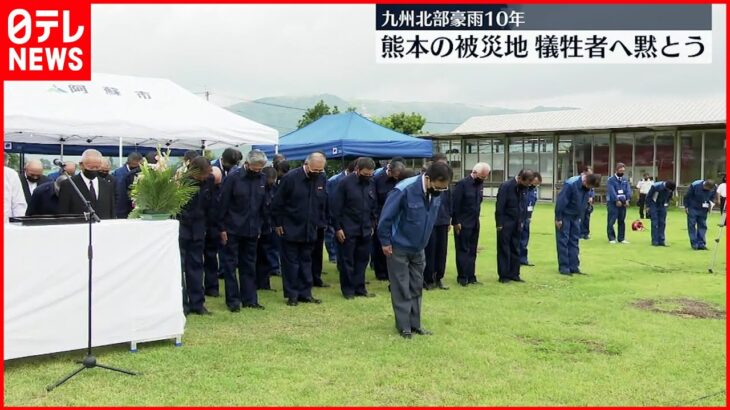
378, 161, 452, 338
331, 157, 378, 299
683, 179, 717, 250
495, 169, 535, 283
218, 149, 269, 312
113, 152, 143, 219
636, 173, 652, 219
555, 172, 602, 275
19, 159, 50, 206
213, 148, 243, 181
58, 149, 116, 219
99, 158, 114, 185
272, 151, 328, 306
27, 174, 69, 216
372, 160, 406, 281
452, 162, 491, 286
178, 157, 214, 316
519, 172, 542, 267
606, 163, 632, 244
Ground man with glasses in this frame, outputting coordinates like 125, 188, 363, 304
378, 162, 452, 339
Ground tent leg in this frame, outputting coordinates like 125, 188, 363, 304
119, 137, 123, 166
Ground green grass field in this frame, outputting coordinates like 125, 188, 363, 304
4, 202, 726, 406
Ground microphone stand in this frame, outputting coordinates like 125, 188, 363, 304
47, 177, 136, 391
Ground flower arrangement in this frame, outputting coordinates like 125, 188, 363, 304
128, 147, 199, 220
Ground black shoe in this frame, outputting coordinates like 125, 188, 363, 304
458, 281, 469, 287
512, 277, 526, 283
436, 280, 449, 290
399, 330, 412, 339
314, 282, 331, 288
286, 299, 298, 306
499, 278, 511, 283
469, 281, 483, 286
698, 246, 709, 250
243, 303, 265, 310
355, 292, 376, 298
205, 290, 220, 297
521, 262, 535, 267
191, 307, 212, 315
298, 296, 322, 304
423, 283, 435, 290
411, 327, 433, 336
344, 294, 355, 300
572, 271, 587, 275
560, 272, 574, 276
228, 305, 241, 313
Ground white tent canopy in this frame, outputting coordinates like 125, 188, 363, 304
4, 73, 278, 151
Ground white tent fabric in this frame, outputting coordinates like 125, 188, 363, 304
4, 73, 278, 150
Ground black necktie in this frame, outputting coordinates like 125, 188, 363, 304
89, 180, 96, 201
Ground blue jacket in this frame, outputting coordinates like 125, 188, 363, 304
218, 168, 268, 238
331, 173, 377, 237
435, 189, 452, 226
555, 175, 591, 221
451, 175, 484, 228
374, 171, 398, 211
606, 174, 632, 203
646, 181, 674, 211
378, 175, 441, 253
683, 180, 716, 212
326, 171, 346, 224
271, 166, 328, 243
495, 178, 527, 227
524, 186, 538, 218
374, 167, 385, 177
178, 178, 214, 241
112, 165, 137, 219
27, 182, 59, 216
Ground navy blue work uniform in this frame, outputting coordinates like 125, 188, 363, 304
324, 171, 346, 263
495, 178, 527, 281
372, 171, 399, 280
424, 189, 451, 286
452, 175, 484, 285
683, 179, 717, 249
331, 173, 377, 297
256, 181, 276, 290
378, 175, 441, 334
519, 186, 538, 265
580, 189, 594, 239
203, 179, 221, 295
218, 168, 268, 309
272, 167, 328, 302
555, 175, 591, 274
178, 178, 214, 314
27, 182, 60, 216
606, 174, 632, 242
646, 181, 673, 246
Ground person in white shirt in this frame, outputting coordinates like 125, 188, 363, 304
636, 173, 653, 219
4, 166, 28, 220
717, 175, 726, 215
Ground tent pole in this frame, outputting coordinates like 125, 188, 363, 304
275, 144, 279, 155
60, 140, 64, 162
118, 137, 123, 166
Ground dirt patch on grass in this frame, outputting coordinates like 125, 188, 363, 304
515, 335, 621, 356
633, 298, 725, 319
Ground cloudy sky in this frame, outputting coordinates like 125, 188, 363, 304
91, 4, 726, 109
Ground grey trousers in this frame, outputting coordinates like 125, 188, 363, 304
386, 248, 425, 332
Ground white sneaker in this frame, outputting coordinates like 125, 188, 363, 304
609, 240, 617, 244
620, 240, 630, 244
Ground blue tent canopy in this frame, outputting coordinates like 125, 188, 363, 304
252, 112, 433, 160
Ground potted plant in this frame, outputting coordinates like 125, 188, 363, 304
128, 147, 199, 220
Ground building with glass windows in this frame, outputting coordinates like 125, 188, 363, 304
424, 98, 725, 202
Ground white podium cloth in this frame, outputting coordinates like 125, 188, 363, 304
4, 219, 186, 360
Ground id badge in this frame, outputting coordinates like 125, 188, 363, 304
664, 203, 669, 207
702, 202, 710, 209
618, 190, 624, 195
527, 206, 534, 212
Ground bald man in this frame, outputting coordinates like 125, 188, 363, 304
58, 150, 116, 219
20, 160, 50, 205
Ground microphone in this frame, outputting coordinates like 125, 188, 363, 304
53, 158, 64, 167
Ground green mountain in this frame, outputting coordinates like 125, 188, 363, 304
226, 94, 577, 135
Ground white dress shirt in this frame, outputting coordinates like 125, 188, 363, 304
4, 167, 27, 220
717, 183, 726, 198
80, 173, 99, 200
637, 179, 652, 195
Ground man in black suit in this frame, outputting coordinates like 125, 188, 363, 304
20, 159, 50, 208
58, 149, 116, 219
495, 169, 535, 284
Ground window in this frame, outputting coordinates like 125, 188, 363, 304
508, 137, 523, 178
704, 130, 726, 180
491, 138, 505, 182
464, 139, 479, 175
593, 135, 610, 178
573, 135, 592, 175
655, 133, 675, 182
634, 132, 654, 182
615, 133, 634, 179
538, 137, 554, 199
556, 138, 572, 183
679, 131, 703, 185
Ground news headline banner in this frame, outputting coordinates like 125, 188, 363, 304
375, 5, 713, 64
